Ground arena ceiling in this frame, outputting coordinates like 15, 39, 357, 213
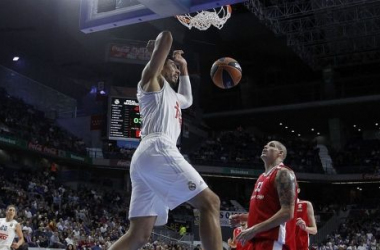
0, 0, 379, 134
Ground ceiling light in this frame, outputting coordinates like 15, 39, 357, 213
279, 123, 283, 126
285, 126, 288, 129
353, 124, 356, 127
311, 128, 314, 131
298, 134, 301, 137
358, 129, 361, 132
291, 130, 294, 133
90, 86, 97, 94
317, 132, 320, 135
13, 57, 19, 61
376, 123, 378, 126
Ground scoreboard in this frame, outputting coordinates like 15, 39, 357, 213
108, 96, 141, 141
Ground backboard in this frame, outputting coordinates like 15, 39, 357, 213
80, 0, 245, 33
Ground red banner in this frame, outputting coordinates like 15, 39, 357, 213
362, 173, 380, 180
107, 42, 151, 64
28, 142, 43, 152
110, 159, 130, 168
91, 114, 104, 130
28, 142, 58, 155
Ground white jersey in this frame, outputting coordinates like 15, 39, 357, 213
137, 79, 182, 144
0, 218, 18, 250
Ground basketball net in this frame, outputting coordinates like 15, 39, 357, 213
176, 5, 232, 30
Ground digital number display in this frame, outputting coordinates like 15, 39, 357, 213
108, 97, 141, 140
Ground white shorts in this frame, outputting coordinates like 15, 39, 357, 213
0, 245, 11, 250
129, 133, 208, 226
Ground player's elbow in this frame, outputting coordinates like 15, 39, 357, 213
310, 227, 318, 235
181, 97, 193, 109
161, 30, 172, 36
280, 207, 294, 222
160, 31, 173, 43
285, 211, 294, 221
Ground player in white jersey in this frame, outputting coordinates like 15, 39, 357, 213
108, 31, 222, 250
0, 205, 24, 250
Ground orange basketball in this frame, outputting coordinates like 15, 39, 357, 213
210, 57, 242, 89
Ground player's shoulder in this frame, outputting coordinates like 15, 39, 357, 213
9, 219, 18, 226
297, 199, 309, 204
276, 164, 295, 176
299, 200, 313, 208
274, 166, 296, 186
280, 163, 295, 173
305, 200, 314, 207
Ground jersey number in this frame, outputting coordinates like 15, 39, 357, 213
174, 101, 182, 125
254, 182, 263, 193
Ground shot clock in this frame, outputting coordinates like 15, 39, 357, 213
108, 96, 141, 141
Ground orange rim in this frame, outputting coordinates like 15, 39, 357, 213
226, 5, 232, 14
176, 15, 191, 24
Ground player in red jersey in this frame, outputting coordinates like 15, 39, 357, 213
295, 188, 317, 250
228, 222, 247, 250
229, 141, 297, 250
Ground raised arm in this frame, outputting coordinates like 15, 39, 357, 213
173, 50, 192, 109
140, 31, 173, 92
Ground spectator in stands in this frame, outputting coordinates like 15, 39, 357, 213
179, 225, 187, 237
22, 229, 35, 247
66, 244, 75, 250
49, 231, 65, 248
64, 232, 75, 246
0, 88, 87, 155
23, 208, 32, 220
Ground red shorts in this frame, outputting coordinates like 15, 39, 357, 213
246, 239, 290, 250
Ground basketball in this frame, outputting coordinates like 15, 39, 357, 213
210, 57, 242, 89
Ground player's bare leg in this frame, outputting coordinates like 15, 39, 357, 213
108, 216, 156, 250
188, 188, 222, 250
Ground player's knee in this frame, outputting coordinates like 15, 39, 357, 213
134, 232, 151, 247
211, 193, 221, 211
201, 192, 220, 213
126, 228, 151, 248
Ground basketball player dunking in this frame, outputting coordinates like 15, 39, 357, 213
229, 141, 298, 250
108, 31, 222, 250
0, 205, 24, 250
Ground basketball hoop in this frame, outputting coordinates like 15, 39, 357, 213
176, 5, 232, 31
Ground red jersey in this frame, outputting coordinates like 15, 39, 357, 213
247, 163, 297, 249
233, 227, 244, 250
295, 200, 310, 250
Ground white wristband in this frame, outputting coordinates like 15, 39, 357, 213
177, 75, 193, 109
